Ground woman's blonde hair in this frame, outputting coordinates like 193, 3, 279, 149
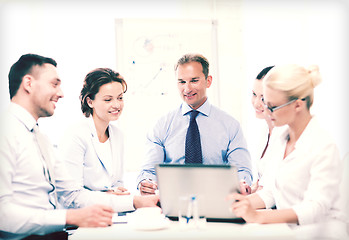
263, 64, 322, 109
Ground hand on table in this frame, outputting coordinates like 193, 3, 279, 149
66, 204, 114, 228
106, 186, 130, 195
133, 194, 160, 209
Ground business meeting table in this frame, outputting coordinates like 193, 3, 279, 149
69, 214, 297, 240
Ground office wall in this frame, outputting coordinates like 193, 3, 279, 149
0, 0, 348, 172
241, 0, 349, 160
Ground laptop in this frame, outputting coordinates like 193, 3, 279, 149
155, 164, 244, 222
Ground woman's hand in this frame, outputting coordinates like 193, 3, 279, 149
228, 193, 260, 223
107, 186, 130, 195
239, 180, 252, 195
250, 179, 263, 193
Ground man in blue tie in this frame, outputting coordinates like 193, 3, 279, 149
137, 53, 252, 195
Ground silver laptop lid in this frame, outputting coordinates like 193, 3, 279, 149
156, 164, 240, 221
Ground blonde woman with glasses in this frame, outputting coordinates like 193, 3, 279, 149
228, 64, 347, 239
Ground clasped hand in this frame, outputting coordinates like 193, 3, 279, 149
139, 179, 158, 195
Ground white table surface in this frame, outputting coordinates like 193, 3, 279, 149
69, 220, 296, 240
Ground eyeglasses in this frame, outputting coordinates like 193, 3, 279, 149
262, 98, 297, 113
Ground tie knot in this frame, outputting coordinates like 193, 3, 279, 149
190, 110, 199, 121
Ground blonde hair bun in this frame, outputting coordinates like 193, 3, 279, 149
307, 64, 322, 88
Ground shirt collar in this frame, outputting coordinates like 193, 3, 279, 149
8, 102, 37, 132
87, 116, 98, 138
277, 116, 316, 150
293, 116, 316, 149
181, 98, 211, 117
86, 116, 111, 139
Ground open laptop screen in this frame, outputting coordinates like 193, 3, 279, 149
156, 164, 242, 222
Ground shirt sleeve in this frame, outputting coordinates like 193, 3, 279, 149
0, 134, 66, 236
57, 186, 135, 213
256, 188, 276, 209
136, 121, 166, 186
0, 203, 66, 236
226, 122, 253, 185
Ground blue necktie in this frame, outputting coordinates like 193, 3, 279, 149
185, 110, 202, 164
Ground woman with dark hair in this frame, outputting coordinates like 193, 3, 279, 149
59, 68, 130, 195
249, 66, 274, 193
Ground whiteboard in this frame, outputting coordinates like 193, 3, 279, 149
115, 18, 218, 99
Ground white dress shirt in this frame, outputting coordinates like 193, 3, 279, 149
0, 103, 134, 239
0, 103, 66, 239
257, 117, 346, 234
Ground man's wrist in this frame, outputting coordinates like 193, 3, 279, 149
137, 179, 147, 190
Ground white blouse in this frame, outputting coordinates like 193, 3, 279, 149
257, 117, 346, 227
96, 138, 113, 176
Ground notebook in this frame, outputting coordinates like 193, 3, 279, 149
155, 164, 243, 222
